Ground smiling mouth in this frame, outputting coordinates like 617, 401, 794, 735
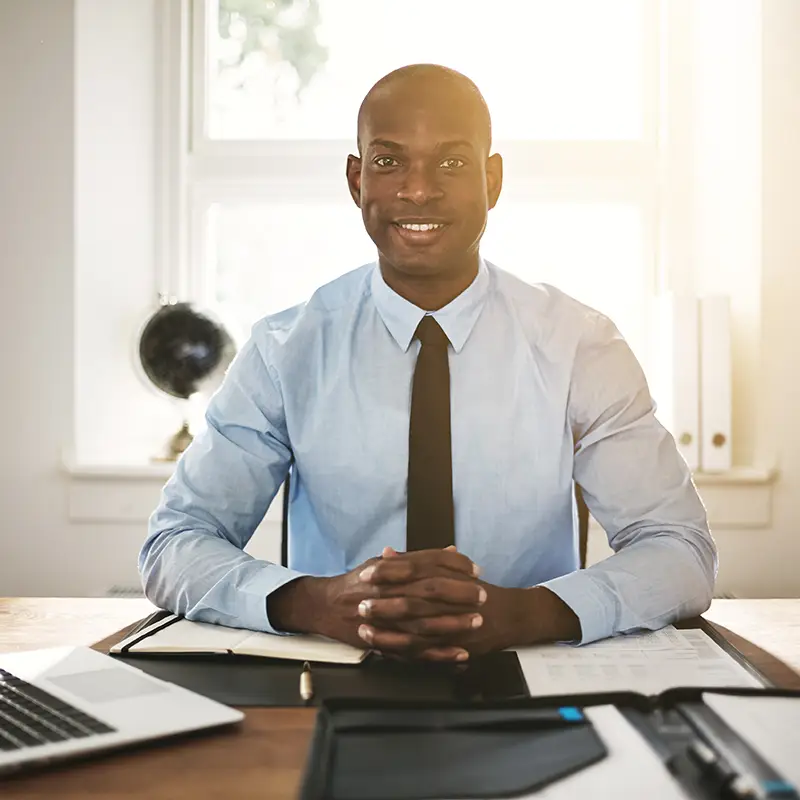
391, 221, 450, 246
394, 221, 447, 232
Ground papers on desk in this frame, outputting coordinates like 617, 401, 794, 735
516, 625, 762, 697
703, 693, 800, 787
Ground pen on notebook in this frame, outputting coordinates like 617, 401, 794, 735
686, 734, 799, 800
300, 661, 314, 702
681, 704, 799, 800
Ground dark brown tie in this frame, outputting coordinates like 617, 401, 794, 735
406, 316, 455, 551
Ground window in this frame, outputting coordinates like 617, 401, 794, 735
204, 0, 645, 141
162, 0, 661, 365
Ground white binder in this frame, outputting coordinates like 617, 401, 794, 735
699, 295, 733, 472
652, 293, 700, 471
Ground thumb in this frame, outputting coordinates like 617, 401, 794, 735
445, 545, 457, 552
382, 546, 399, 558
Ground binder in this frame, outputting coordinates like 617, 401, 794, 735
699, 295, 733, 472
653, 293, 700, 471
300, 688, 800, 800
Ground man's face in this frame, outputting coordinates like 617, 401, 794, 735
346, 89, 502, 281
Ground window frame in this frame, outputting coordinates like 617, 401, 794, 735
67, 0, 770, 490
158, 0, 668, 366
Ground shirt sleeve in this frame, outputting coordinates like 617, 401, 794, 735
539, 311, 718, 644
138, 324, 307, 635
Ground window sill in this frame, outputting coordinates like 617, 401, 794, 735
692, 467, 777, 529
63, 459, 177, 481
61, 455, 284, 524
692, 467, 777, 487
63, 461, 778, 484
62, 457, 777, 529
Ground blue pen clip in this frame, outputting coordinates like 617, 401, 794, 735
760, 779, 799, 798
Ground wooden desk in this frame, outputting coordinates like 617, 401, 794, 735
0, 598, 798, 799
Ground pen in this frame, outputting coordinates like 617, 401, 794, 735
681, 705, 799, 800
300, 661, 314, 702
686, 739, 795, 800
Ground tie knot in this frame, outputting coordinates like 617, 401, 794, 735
414, 316, 449, 348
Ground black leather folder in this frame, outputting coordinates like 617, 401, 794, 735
300, 698, 607, 800
111, 612, 528, 707
112, 650, 527, 707
300, 688, 800, 800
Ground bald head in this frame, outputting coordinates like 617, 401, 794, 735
345, 63, 503, 300
357, 64, 492, 155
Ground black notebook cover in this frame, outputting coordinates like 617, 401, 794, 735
112, 648, 528, 708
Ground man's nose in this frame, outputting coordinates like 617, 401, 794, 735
396, 164, 445, 205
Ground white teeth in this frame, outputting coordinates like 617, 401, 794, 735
398, 223, 444, 232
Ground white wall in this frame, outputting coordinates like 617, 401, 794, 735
0, 1, 279, 598
0, 0, 183, 597
0, 0, 798, 599
713, 0, 800, 596
0, 1, 78, 594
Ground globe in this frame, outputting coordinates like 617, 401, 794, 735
139, 302, 236, 399
138, 302, 237, 458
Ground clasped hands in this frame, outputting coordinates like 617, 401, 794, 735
270, 544, 580, 660
318, 546, 524, 662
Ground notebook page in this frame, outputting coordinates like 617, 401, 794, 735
703, 694, 800, 787
516, 625, 762, 697
234, 631, 367, 664
454, 706, 686, 800
125, 618, 253, 654
529, 706, 687, 799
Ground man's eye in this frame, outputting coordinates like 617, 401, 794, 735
440, 158, 465, 169
374, 156, 398, 167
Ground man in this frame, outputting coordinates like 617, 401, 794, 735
140, 64, 716, 662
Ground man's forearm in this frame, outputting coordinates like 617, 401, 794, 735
140, 526, 305, 635
268, 575, 328, 634
463, 584, 582, 655
514, 586, 582, 646
539, 532, 715, 644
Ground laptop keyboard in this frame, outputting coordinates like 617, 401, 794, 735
0, 668, 116, 751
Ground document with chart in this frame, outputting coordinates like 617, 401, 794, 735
516, 626, 761, 697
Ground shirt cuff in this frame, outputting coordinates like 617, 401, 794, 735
239, 565, 310, 635
538, 571, 612, 645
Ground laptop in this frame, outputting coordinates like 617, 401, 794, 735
0, 645, 244, 776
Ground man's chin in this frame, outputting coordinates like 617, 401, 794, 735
383, 258, 450, 279
378, 246, 459, 276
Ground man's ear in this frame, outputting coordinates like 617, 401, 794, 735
486, 153, 503, 210
346, 154, 362, 207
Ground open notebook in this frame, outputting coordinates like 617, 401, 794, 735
110, 612, 368, 665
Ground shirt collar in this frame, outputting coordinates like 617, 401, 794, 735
370, 259, 490, 353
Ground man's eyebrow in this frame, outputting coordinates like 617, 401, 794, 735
366, 139, 406, 151
365, 139, 478, 153
435, 140, 476, 152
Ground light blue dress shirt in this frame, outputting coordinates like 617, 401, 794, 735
140, 260, 717, 644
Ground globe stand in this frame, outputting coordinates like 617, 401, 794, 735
165, 421, 193, 461
151, 396, 202, 463
150, 422, 193, 463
